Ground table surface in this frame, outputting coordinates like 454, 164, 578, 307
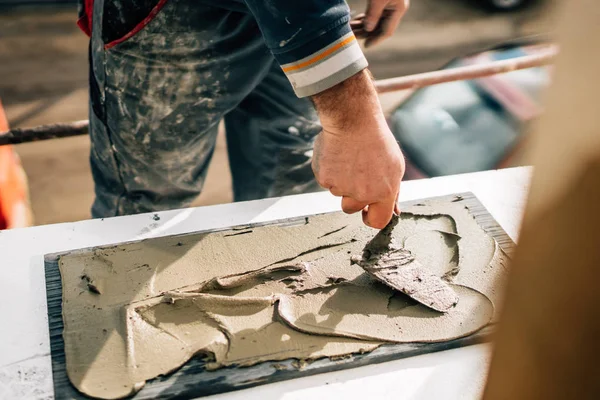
0, 167, 531, 400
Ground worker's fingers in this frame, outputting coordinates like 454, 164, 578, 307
350, 15, 366, 35
364, 1, 409, 48
363, 197, 396, 229
350, 16, 368, 38
382, 5, 407, 38
364, 0, 388, 32
364, 8, 403, 47
341, 197, 368, 214
394, 192, 400, 215
350, 16, 365, 27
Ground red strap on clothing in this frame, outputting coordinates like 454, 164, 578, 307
76, 0, 95, 37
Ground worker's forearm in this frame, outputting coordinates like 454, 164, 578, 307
312, 69, 386, 136
310, 68, 405, 229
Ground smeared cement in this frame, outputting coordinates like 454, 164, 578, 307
353, 214, 459, 312
59, 198, 509, 399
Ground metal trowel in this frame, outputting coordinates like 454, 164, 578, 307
353, 213, 459, 312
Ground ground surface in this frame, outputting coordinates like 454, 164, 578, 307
0, 0, 554, 225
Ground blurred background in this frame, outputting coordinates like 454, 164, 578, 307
0, 0, 555, 226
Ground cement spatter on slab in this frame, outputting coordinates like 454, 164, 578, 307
59, 199, 507, 399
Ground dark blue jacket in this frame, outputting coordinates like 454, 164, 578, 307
240, 0, 368, 96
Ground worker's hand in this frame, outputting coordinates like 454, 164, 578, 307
351, 0, 410, 48
312, 70, 405, 229
313, 125, 404, 229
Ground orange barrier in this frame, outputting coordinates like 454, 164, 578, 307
0, 100, 32, 229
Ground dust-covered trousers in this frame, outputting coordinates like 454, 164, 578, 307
88, 0, 325, 217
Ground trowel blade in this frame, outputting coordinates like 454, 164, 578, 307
357, 214, 459, 313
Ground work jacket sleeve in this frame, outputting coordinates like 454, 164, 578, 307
243, 0, 368, 98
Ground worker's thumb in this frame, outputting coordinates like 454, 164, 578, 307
363, 198, 395, 229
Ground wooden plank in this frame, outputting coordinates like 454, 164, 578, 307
44, 192, 515, 399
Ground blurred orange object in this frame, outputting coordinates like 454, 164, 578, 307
0, 99, 33, 229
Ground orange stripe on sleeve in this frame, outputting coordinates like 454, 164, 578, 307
282, 35, 357, 73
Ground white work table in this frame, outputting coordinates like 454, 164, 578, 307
0, 167, 531, 400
